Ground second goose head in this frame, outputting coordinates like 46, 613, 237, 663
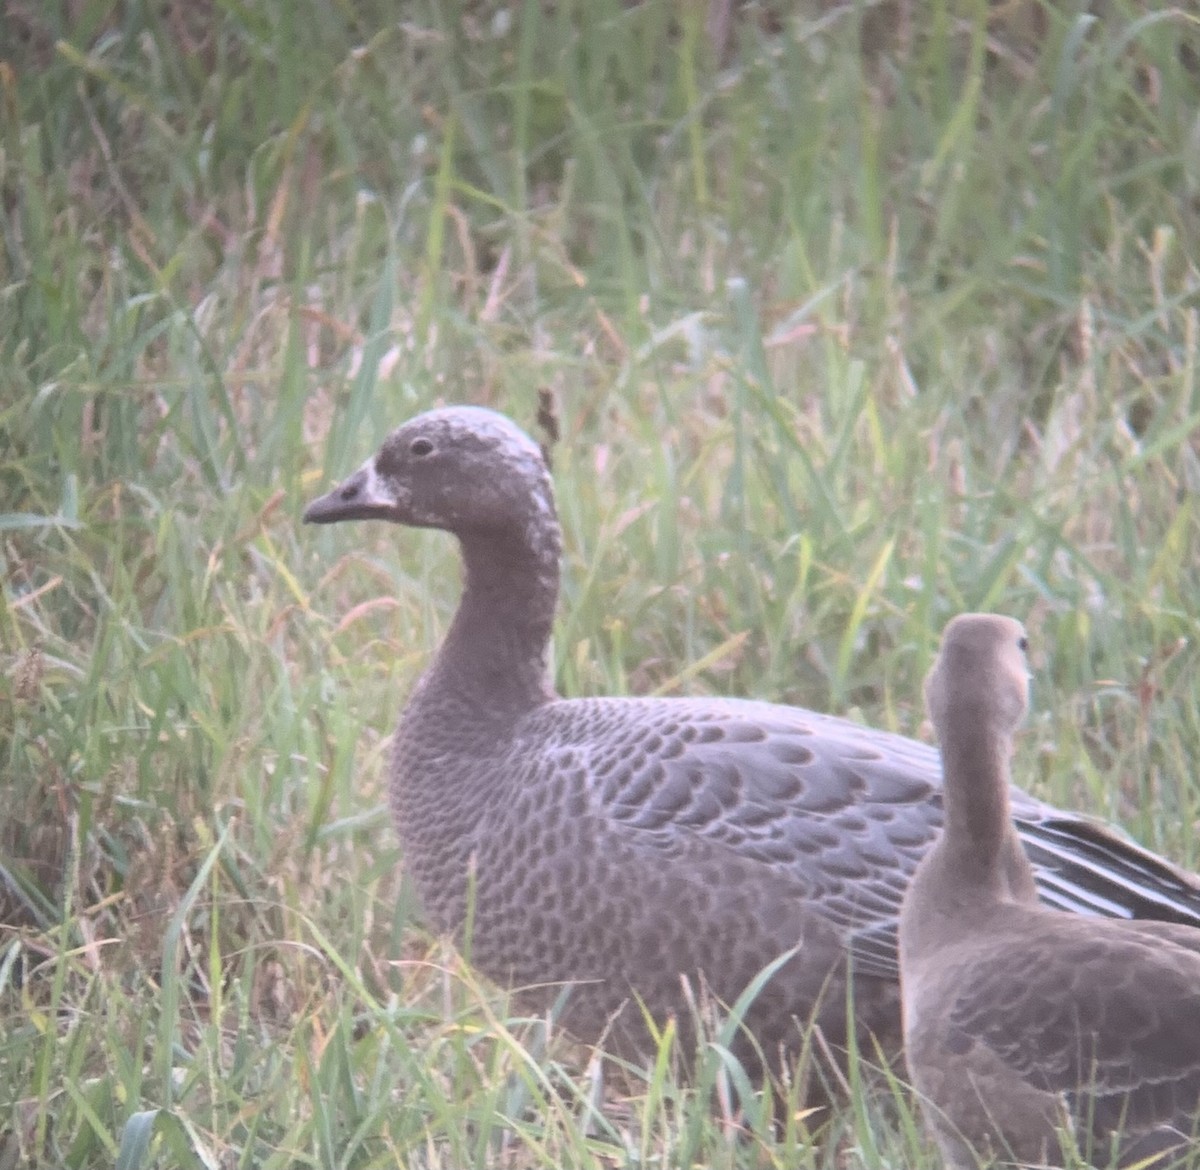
925, 613, 1030, 745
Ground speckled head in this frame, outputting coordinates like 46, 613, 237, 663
303, 406, 556, 538
925, 614, 1030, 741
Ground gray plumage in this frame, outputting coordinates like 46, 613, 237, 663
900, 614, 1200, 1167
304, 407, 1200, 1087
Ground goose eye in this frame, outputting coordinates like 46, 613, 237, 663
1018, 636, 1029, 652
410, 438, 434, 457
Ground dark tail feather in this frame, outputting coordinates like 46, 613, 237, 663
1016, 816, 1200, 927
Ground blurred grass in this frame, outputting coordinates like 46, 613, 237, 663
2, 0, 1199, 1165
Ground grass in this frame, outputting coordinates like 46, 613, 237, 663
2, 0, 1200, 1165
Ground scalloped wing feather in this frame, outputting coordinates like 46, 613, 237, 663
935, 916, 1200, 1141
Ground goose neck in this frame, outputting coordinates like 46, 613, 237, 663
421, 526, 559, 722
936, 722, 1019, 886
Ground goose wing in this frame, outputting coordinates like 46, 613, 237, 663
536, 696, 941, 979
529, 695, 1200, 981
938, 919, 1200, 1141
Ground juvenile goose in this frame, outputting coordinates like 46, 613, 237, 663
304, 407, 1200, 1083
900, 614, 1200, 1168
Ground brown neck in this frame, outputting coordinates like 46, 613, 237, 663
935, 717, 1021, 888
417, 525, 560, 727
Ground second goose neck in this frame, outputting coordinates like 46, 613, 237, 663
937, 723, 1019, 887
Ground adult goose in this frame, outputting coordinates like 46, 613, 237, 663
899, 614, 1200, 1167
304, 406, 1200, 1085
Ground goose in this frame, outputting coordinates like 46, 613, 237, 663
899, 614, 1200, 1167
304, 406, 1200, 1088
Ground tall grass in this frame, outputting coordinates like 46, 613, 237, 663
2, 1, 1199, 1165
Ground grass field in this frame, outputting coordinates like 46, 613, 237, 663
3, 1, 1200, 1166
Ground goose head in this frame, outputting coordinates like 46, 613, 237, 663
926, 614, 1030, 741
303, 406, 556, 539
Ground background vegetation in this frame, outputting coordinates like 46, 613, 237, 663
2, 0, 1199, 1165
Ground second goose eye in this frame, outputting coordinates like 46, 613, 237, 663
411, 438, 434, 457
